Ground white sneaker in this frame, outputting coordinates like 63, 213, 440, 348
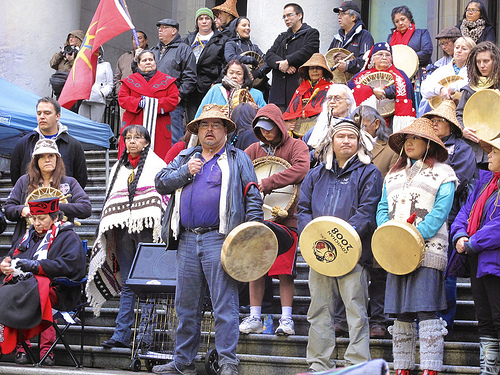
239, 316, 263, 334
275, 317, 295, 335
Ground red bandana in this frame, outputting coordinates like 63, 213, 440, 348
389, 23, 416, 46
128, 154, 141, 169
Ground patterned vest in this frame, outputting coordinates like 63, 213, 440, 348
385, 160, 456, 271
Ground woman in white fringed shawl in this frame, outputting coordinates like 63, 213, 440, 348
86, 125, 167, 349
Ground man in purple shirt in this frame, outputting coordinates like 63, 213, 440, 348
155, 104, 263, 375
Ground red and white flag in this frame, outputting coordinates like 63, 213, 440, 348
58, 0, 134, 109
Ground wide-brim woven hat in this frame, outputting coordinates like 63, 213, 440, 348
187, 104, 236, 134
422, 99, 462, 135
298, 53, 333, 81
213, 0, 239, 18
479, 137, 500, 153
388, 117, 449, 162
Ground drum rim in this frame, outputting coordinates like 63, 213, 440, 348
252, 156, 299, 222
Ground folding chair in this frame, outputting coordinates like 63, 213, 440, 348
21, 239, 89, 367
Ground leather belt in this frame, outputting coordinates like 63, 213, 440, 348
185, 225, 219, 235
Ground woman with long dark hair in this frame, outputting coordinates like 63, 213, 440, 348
456, 41, 500, 166
377, 117, 457, 375
224, 16, 271, 98
86, 125, 167, 349
195, 59, 266, 118
456, 1, 496, 44
5, 139, 91, 247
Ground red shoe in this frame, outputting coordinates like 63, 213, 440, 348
422, 371, 438, 375
396, 370, 410, 375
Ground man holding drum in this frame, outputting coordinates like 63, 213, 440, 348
241, 103, 309, 335
329, 1, 374, 76
154, 104, 263, 375
297, 119, 383, 371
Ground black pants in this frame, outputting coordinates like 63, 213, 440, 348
469, 254, 500, 338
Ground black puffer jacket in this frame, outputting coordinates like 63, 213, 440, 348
183, 31, 227, 95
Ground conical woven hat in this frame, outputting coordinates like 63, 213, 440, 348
388, 117, 448, 162
187, 104, 236, 134
298, 53, 333, 81
213, 0, 239, 18
479, 138, 500, 154
422, 100, 462, 135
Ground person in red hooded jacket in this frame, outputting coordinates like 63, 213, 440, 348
241, 103, 309, 336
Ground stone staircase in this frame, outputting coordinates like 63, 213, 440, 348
0, 150, 481, 374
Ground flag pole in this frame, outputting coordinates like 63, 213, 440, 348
119, 0, 139, 46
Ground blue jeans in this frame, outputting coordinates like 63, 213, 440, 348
174, 230, 240, 367
111, 227, 153, 346
170, 103, 185, 145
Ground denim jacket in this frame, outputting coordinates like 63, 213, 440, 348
156, 143, 263, 249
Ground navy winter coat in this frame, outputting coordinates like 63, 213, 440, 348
329, 20, 374, 75
298, 156, 383, 267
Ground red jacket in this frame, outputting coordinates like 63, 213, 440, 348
282, 78, 331, 121
245, 104, 310, 228
118, 71, 179, 160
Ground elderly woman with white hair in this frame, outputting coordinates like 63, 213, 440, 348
303, 83, 356, 151
349, 42, 416, 133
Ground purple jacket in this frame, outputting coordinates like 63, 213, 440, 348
451, 169, 500, 278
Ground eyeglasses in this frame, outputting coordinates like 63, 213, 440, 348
158, 25, 173, 30
338, 10, 350, 16
125, 135, 145, 141
198, 122, 224, 130
439, 40, 453, 47
372, 52, 392, 58
326, 95, 345, 102
466, 8, 480, 14
282, 12, 297, 19
431, 118, 448, 125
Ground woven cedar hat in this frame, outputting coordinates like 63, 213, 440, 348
388, 117, 449, 162
479, 138, 500, 153
422, 100, 462, 135
213, 0, 239, 18
298, 53, 333, 81
187, 104, 236, 134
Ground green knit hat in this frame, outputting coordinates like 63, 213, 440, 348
195, 7, 214, 21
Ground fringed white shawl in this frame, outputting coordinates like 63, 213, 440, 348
86, 150, 168, 316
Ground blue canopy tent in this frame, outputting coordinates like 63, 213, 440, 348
0, 77, 114, 155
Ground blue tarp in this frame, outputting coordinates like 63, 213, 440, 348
0, 77, 113, 155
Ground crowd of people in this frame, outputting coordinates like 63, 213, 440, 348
1, 1, 500, 375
